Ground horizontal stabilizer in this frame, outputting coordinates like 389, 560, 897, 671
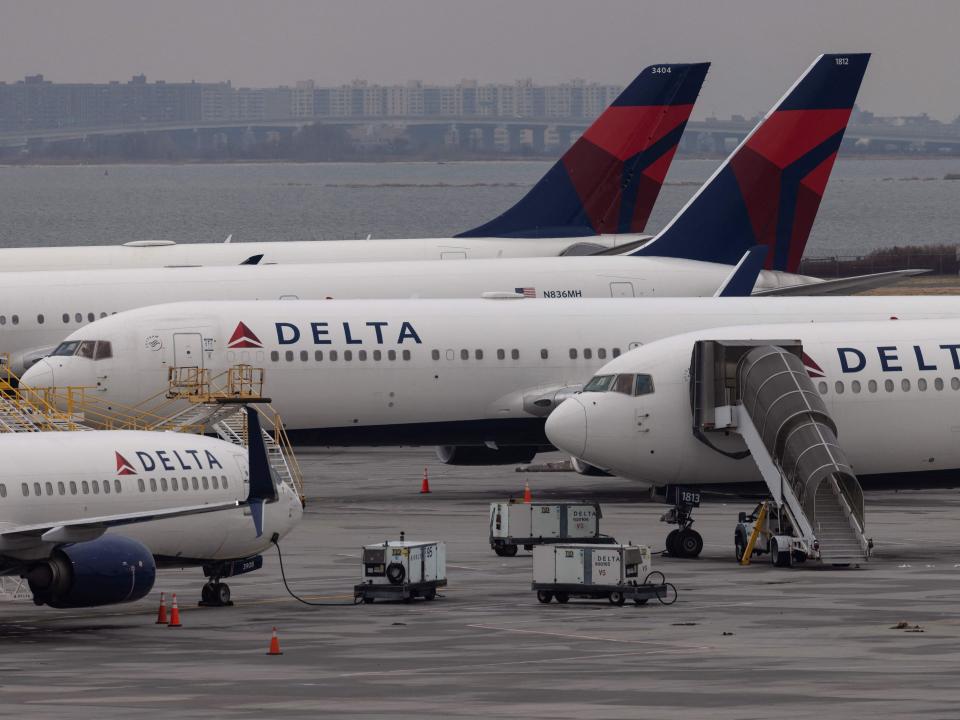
585, 235, 653, 256
752, 269, 929, 296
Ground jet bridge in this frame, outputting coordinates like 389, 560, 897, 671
691, 340, 870, 565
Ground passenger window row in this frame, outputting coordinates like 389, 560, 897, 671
21, 479, 122, 497
137, 475, 228, 492
62, 312, 109, 324
268, 346, 625, 364
0, 312, 113, 327
271, 349, 413, 362
569, 348, 621, 360
431, 348, 521, 361
819, 377, 960, 395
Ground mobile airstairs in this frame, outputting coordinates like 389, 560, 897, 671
691, 341, 871, 566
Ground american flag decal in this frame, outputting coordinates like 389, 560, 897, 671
514, 287, 537, 298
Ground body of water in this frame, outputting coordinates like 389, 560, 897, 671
0, 156, 958, 257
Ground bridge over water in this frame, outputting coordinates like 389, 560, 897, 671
2, 116, 958, 155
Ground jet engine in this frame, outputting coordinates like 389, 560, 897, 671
436, 445, 539, 466
7, 345, 56, 377
24, 535, 156, 608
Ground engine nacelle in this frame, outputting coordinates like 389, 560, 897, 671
7, 345, 56, 378
436, 445, 539, 466
522, 385, 583, 418
25, 535, 156, 608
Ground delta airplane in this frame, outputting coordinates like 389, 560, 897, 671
0, 55, 876, 375
24, 295, 960, 468
0, 409, 302, 609
0, 63, 711, 273
545, 318, 960, 557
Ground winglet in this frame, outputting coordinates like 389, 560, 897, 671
634, 53, 869, 272
714, 246, 767, 297
240, 254, 263, 266
457, 62, 710, 238
245, 407, 279, 537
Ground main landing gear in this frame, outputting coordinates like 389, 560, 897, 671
660, 486, 704, 559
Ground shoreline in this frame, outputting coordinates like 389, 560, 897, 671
0, 153, 957, 168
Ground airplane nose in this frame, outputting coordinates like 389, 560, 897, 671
545, 397, 587, 458
19, 359, 53, 388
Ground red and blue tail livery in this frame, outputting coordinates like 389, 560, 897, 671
634, 53, 869, 272
457, 62, 710, 239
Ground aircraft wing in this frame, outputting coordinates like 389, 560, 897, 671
753, 269, 929, 296
0, 501, 239, 545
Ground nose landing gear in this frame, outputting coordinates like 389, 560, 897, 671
661, 486, 704, 559
200, 580, 232, 607
198, 555, 264, 607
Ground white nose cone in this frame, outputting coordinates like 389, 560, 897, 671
545, 397, 587, 458
19, 358, 53, 388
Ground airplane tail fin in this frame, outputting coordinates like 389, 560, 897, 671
633, 53, 869, 272
456, 62, 710, 239
244, 407, 278, 538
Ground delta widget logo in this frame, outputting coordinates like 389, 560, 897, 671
115, 452, 137, 476
228, 322, 263, 349
802, 352, 825, 378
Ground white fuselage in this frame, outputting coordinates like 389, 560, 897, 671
0, 235, 631, 272
24, 297, 960, 448
545, 319, 960, 490
0, 431, 302, 564
0, 255, 808, 373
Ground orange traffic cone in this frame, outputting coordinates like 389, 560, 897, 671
523, 481, 532, 503
155, 592, 168, 624
420, 467, 431, 494
168, 593, 182, 627
267, 626, 283, 655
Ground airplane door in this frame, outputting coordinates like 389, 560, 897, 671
609, 282, 635, 297
173, 333, 203, 368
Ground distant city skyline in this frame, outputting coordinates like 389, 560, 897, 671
1, 72, 948, 135
1, 1, 959, 121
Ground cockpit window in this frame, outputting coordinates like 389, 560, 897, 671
583, 375, 614, 392
76, 341, 96, 359
52, 341, 80, 357
612, 374, 635, 395
634, 374, 655, 396
50, 340, 112, 360
93, 341, 112, 360
585, 373, 655, 396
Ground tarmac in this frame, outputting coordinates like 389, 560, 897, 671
2, 446, 960, 719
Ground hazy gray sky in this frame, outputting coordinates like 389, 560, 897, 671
3, 0, 958, 120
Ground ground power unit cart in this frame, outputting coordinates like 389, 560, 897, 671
354, 539, 447, 603
532, 543, 676, 606
489, 500, 615, 556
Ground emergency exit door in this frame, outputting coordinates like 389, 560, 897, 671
173, 333, 203, 368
